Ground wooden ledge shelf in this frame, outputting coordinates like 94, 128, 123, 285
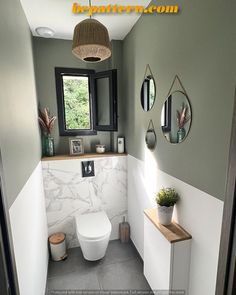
42, 152, 127, 161
144, 208, 192, 243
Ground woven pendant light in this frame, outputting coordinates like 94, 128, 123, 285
72, 18, 111, 62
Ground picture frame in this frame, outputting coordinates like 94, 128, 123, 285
69, 138, 84, 155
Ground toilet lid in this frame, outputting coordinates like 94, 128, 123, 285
76, 211, 111, 240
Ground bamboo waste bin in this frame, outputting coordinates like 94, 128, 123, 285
49, 232, 67, 261
119, 217, 130, 243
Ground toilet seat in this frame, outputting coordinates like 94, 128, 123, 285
76, 211, 111, 241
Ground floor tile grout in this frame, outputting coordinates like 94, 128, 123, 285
47, 256, 140, 280
46, 240, 150, 292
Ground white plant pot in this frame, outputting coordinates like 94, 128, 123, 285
157, 205, 174, 225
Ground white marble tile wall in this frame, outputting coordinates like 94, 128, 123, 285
42, 156, 127, 248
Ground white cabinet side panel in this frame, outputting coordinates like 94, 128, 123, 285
144, 215, 171, 291
171, 240, 191, 293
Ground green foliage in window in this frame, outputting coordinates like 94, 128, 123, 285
63, 77, 91, 130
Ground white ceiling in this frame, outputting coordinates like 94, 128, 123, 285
20, 0, 151, 40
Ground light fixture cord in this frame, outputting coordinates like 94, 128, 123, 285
89, 0, 92, 19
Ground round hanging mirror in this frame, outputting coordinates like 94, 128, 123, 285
145, 120, 156, 149
145, 129, 156, 149
161, 90, 192, 144
141, 65, 156, 111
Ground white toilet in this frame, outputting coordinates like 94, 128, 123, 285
75, 211, 112, 261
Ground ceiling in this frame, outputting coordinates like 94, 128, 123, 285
20, 0, 151, 40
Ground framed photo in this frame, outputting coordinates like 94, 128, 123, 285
69, 138, 84, 155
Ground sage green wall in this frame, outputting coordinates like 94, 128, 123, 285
111, 40, 125, 151
0, 0, 41, 207
33, 37, 123, 154
122, 0, 236, 200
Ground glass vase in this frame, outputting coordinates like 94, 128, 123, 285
177, 127, 186, 143
43, 134, 55, 157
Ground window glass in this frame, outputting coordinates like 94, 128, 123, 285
96, 77, 110, 125
62, 75, 91, 130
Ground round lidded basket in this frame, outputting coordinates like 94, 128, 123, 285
49, 232, 67, 261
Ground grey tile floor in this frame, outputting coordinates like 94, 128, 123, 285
46, 240, 151, 295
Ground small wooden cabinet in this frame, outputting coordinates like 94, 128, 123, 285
144, 208, 192, 293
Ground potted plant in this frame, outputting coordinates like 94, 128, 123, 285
38, 108, 56, 157
176, 103, 191, 143
155, 188, 179, 225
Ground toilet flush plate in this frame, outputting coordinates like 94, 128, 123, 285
82, 161, 95, 177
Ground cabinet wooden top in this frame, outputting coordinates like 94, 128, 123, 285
42, 152, 127, 161
144, 208, 192, 243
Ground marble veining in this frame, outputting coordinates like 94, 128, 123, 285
42, 156, 127, 248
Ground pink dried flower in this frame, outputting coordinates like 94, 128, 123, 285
176, 103, 191, 129
38, 108, 56, 135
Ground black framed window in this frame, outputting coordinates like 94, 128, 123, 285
92, 70, 117, 131
55, 67, 117, 136
55, 68, 96, 136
